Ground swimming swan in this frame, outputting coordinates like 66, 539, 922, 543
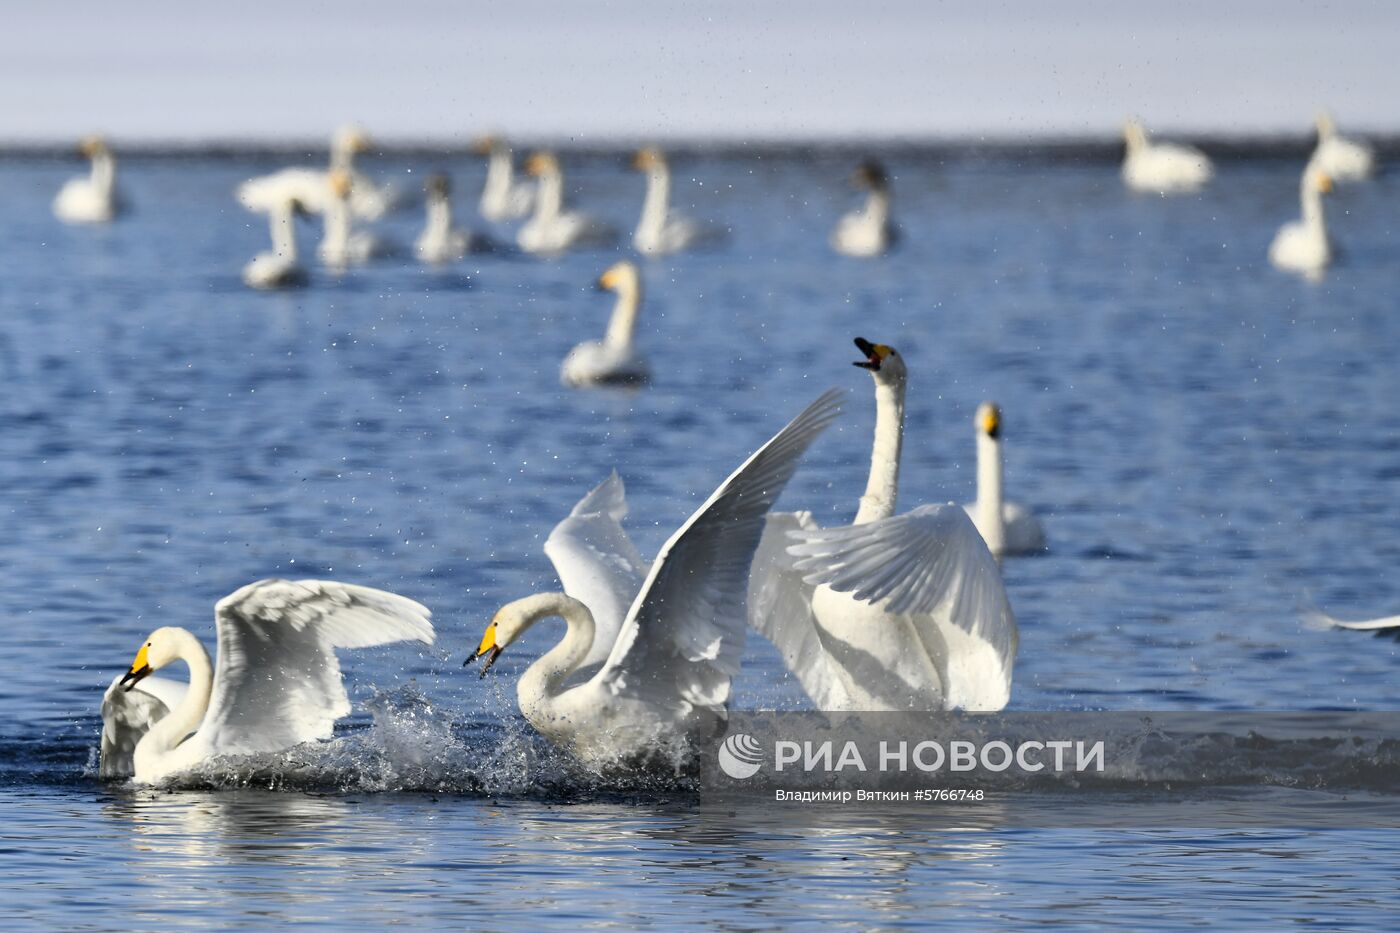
1311, 112, 1375, 182
100, 578, 433, 784
1269, 161, 1333, 277
632, 147, 712, 255
416, 174, 474, 264
468, 390, 843, 772
243, 197, 309, 289
53, 135, 121, 224
747, 338, 1018, 712
319, 170, 393, 267
517, 152, 616, 255
560, 260, 651, 387
238, 124, 397, 220
473, 135, 535, 221
831, 160, 895, 257
1121, 119, 1213, 194
962, 402, 1046, 556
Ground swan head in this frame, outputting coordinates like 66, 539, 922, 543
852, 160, 889, 190
328, 169, 353, 199
853, 337, 907, 384
632, 147, 667, 172
425, 173, 451, 198
471, 134, 502, 156
117, 627, 185, 692
597, 260, 640, 294
467, 594, 578, 676
1307, 165, 1334, 194
78, 135, 108, 157
332, 124, 371, 155
976, 401, 1002, 440
1123, 118, 1147, 150
523, 152, 559, 177
1316, 111, 1336, 139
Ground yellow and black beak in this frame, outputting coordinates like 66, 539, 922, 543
119, 644, 153, 693
853, 337, 892, 371
982, 407, 1001, 439
464, 622, 504, 677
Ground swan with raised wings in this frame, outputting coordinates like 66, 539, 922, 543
962, 402, 1046, 556
467, 390, 843, 772
632, 147, 711, 255
54, 135, 121, 224
237, 124, 397, 220
747, 338, 1018, 712
1311, 112, 1375, 182
416, 174, 474, 264
243, 197, 309, 289
1122, 119, 1213, 194
561, 260, 650, 387
517, 152, 616, 255
100, 578, 433, 784
1269, 161, 1333, 277
831, 160, 895, 257
473, 135, 535, 221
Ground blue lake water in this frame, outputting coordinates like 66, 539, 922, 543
1, 146, 1399, 928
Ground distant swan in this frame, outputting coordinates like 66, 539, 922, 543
831, 160, 895, 257
517, 152, 616, 255
100, 578, 433, 784
238, 124, 397, 220
319, 170, 392, 267
632, 147, 712, 255
1122, 119, 1213, 194
561, 260, 651, 388
416, 174, 474, 264
1311, 112, 1375, 182
961, 402, 1046, 556
468, 390, 841, 772
54, 135, 120, 224
474, 135, 535, 221
1269, 161, 1333, 277
243, 196, 309, 289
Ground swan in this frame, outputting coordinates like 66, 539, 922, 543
516, 152, 616, 255
1304, 604, 1400, 634
1269, 161, 1333, 277
831, 160, 895, 257
561, 260, 651, 388
53, 135, 120, 224
1121, 119, 1213, 194
415, 174, 474, 264
1311, 112, 1376, 182
961, 402, 1046, 557
243, 197, 309, 289
473, 135, 535, 221
467, 389, 843, 772
99, 578, 433, 784
318, 170, 393, 268
747, 338, 1018, 712
237, 124, 397, 220
631, 147, 712, 255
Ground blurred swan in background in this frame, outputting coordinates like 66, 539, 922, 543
238, 124, 397, 220
517, 152, 616, 254
474, 135, 535, 221
632, 147, 710, 255
468, 390, 842, 772
831, 160, 894, 257
561, 260, 651, 387
54, 135, 120, 224
1121, 119, 1213, 194
416, 174, 473, 264
1269, 161, 1333, 277
243, 197, 309, 289
1311, 112, 1375, 182
319, 170, 392, 267
100, 578, 433, 784
962, 402, 1046, 557
748, 339, 1018, 712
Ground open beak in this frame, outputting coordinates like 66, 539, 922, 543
119, 644, 153, 693
853, 336, 882, 370
464, 623, 504, 677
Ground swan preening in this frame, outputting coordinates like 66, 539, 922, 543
632, 147, 712, 255
1269, 161, 1333, 277
561, 260, 651, 388
237, 124, 397, 220
1312, 112, 1376, 182
319, 170, 392, 267
1122, 119, 1214, 194
53, 135, 120, 224
100, 579, 433, 784
474, 135, 535, 221
831, 160, 894, 257
962, 402, 1046, 557
517, 152, 617, 254
243, 197, 309, 289
416, 174, 474, 264
748, 338, 1019, 712
469, 389, 843, 772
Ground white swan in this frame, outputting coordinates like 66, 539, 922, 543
237, 124, 397, 220
1122, 119, 1213, 194
517, 152, 616, 255
1269, 161, 1333, 277
747, 338, 1018, 712
962, 402, 1046, 557
831, 160, 895, 257
99, 578, 433, 785
318, 170, 392, 268
1311, 112, 1375, 182
632, 147, 711, 255
53, 135, 120, 224
561, 261, 651, 388
243, 197, 309, 289
468, 390, 843, 772
1305, 605, 1400, 633
473, 135, 535, 221
416, 174, 474, 264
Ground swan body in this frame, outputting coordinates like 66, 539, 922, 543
53, 136, 120, 224
1311, 112, 1375, 182
238, 125, 397, 220
517, 152, 616, 255
561, 261, 651, 387
961, 402, 1046, 556
632, 148, 712, 255
748, 338, 1018, 712
99, 578, 433, 784
1121, 119, 1213, 194
319, 170, 393, 267
242, 197, 309, 289
415, 174, 474, 264
831, 160, 894, 257
474, 136, 535, 221
470, 390, 843, 772
1269, 162, 1333, 277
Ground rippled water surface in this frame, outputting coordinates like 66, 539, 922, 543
2, 148, 1399, 928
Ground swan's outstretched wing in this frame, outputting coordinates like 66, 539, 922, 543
789, 504, 1018, 710
199, 579, 434, 756
1304, 607, 1400, 632
99, 675, 188, 779
597, 389, 845, 712
747, 511, 855, 710
545, 471, 649, 670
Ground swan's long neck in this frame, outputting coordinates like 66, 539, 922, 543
855, 376, 906, 525
862, 187, 890, 227
425, 192, 452, 239
1301, 176, 1326, 234
269, 201, 299, 260
533, 168, 564, 221
513, 594, 597, 717
329, 142, 356, 173
141, 630, 214, 756
91, 151, 115, 194
323, 195, 351, 256
483, 148, 515, 203
975, 432, 1006, 554
604, 278, 642, 349
637, 165, 671, 236
1124, 123, 1148, 153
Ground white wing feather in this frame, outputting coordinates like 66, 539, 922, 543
1303, 607, 1400, 632
99, 675, 188, 779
